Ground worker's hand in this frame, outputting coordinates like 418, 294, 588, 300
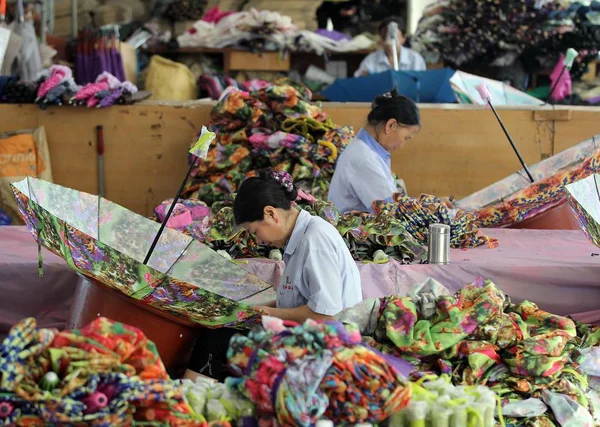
256, 305, 275, 315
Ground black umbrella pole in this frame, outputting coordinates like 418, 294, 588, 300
487, 101, 535, 183
143, 158, 198, 265
544, 65, 567, 104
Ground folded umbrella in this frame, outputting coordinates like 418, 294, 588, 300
322, 68, 456, 103
9, 0, 41, 81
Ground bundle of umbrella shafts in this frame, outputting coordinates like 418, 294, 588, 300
411, 0, 600, 78
0, 66, 138, 108
75, 26, 126, 85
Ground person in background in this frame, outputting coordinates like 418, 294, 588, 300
233, 170, 362, 323
328, 89, 420, 213
354, 16, 426, 77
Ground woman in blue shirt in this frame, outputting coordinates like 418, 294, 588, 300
328, 90, 421, 213
234, 170, 362, 323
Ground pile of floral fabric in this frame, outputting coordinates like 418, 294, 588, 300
0, 317, 201, 426
337, 277, 600, 426
181, 79, 354, 205
0, 67, 139, 108
225, 316, 413, 426
411, 0, 600, 78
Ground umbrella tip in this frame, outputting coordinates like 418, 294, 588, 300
475, 83, 492, 103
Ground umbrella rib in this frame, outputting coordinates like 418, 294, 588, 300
237, 285, 275, 303
164, 238, 195, 276
594, 174, 600, 206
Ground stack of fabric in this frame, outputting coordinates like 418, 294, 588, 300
177, 8, 297, 51
226, 316, 413, 426
0, 317, 201, 426
411, 0, 600, 78
181, 79, 354, 205
338, 277, 600, 426
176, 7, 375, 53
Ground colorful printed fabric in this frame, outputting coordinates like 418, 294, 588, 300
226, 316, 411, 426
373, 193, 495, 249
411, 0, 599, 80
183, 79, 353, 205
342, 278, 600, 426
154, 199, 212, 242
0, 317, 200, 426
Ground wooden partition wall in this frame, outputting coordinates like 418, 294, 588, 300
0, 102, 598, 216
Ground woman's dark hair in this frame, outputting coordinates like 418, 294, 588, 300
378, 16, 406, 38
367, 89, 420, 128
234, 171, 298, 224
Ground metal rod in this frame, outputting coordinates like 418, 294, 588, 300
143, 158, 198, 265
40, 0, 47, 44
71, 0, 77, 38
96, 125, 105, 197
487, 100, 535, 183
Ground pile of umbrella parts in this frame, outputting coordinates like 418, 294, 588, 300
0, 66, 139, 108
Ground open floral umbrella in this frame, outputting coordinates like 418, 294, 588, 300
457, 136, 600, 228
565, 174, 600, 247
10, 176, 274, 328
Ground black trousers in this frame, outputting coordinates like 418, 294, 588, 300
188, 327, 249, 382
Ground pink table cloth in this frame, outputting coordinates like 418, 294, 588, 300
0, 226, 77, 338
2, 226, 599, 341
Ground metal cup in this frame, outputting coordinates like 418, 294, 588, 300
428, 223, 450, 265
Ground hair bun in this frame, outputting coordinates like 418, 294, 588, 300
268, 170, 298, 201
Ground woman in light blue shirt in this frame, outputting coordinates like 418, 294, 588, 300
354, 17, 426, 77
328, 90, 421, 213
234, 170, 362, 323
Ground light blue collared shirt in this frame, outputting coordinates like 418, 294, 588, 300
328, 129, 397, 213
354, 47, 426, 77
278, 209, 362, 316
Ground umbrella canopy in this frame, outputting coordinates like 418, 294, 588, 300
456, 135, 600, 228
565, 174, 600, 247
11, 177, 275, 328
451, 70, 544, 106
322, 68, 456, 103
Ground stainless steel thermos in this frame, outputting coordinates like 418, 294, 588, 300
428, 223, 450, 265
